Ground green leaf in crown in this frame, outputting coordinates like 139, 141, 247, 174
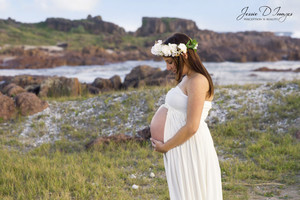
186, 39, 198, 52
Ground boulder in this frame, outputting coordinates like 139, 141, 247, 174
39, 77, 81, 97
137, 126, 151, 140
2, 83, 26, 97
86, 84, 100, 95
123, 65, 161, 88
123, 65, 176, 89
15, 92, 48, 116
92, 75, 122, 92
0, 94, 16, 120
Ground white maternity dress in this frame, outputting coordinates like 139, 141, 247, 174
160, 85, 223, 200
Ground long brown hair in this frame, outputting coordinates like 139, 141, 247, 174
163, 33, 214, 97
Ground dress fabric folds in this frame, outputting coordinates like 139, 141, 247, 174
161, 86, 223, 200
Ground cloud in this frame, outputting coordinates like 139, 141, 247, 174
35, 0, 100, 12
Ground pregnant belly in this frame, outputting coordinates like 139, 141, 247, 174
150, 106, 168, 142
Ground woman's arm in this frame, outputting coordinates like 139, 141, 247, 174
151, 74, 209, 153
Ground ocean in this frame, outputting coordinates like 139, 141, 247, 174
0, 60, 299, 85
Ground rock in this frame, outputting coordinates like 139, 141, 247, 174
45, 15, 126, 35
294, 67, 300, 72
137, 126, 151, 140
130, 174, 137, 179
0, 75, 47, 88
85, 133, 144, 149
25, 84, 40, 95
149, 172, 155, 178
123, 65, 161, 88
39, 77, 81, 97
123, 65, 176, 89
135, 17, 199, 36
15, 92, 49, 116
132, 184, 139, 190
86, 84, 100, 95
0, 94, 16, 120
92, 75, 122, 92
253, 67, 293, 72
295, 130, 300, 140
2, 83, 26, 97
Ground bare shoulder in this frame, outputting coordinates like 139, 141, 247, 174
187, 73, 209, 92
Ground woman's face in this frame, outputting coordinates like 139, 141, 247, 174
163, 57, 177, 73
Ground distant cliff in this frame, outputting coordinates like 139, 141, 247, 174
0, 15, 300, 64
43, 15, 125, 35
135, 17, 198, 36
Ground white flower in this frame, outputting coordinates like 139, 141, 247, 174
161, 45, 172, 57
151, 40, 163, 56
132, 184, 139, 189
194, 43, 198, 50
168, 43, 178, 56
149, 172, 155, 178
178, 43, 187, 54
151, 39, 197, 57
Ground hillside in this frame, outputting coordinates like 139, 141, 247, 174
0, 15, 300, 66
0, 80, 299, 199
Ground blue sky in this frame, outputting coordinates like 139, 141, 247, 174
0, 0, 299, 36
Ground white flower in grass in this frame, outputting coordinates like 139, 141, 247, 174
178, 43, 187, 54
132, 184, 139, 189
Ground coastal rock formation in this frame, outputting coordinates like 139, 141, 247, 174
123, 65, 176, 88
44, 15, 126, 35
2, 83, 26, 97
0, 93, 16, 120
253, 67, 299, 72
39, 77, 81, 97
1, 16, 300, 66
135, 17, 199, 36
92, 75, 122, 92
15, 92, 49, 116
137, 126, 151, 140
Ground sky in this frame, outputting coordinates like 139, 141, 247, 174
0, 0, 299, 37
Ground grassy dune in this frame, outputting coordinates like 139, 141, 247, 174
0, 79, 299, 199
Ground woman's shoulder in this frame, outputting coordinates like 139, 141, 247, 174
187, 73, 209, 87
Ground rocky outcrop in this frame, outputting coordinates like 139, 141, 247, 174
135, 17, 199, 36
253, 67, 297, 72
2, 83, 26, 97
137, 126, 151, 140
253, 67, 300, 73
39, 77, 81, 97
1, 17, 300, 65
0, 93, 16, 120
15, 92, 48, 116
123, 65, 176, 89
44, 15, 126, 35
92, 75, 122, 92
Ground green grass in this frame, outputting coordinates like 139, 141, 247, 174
0, 80, 299, 199
0, 23, 166, 50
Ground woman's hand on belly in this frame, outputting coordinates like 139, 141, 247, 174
150, 138, 168, 153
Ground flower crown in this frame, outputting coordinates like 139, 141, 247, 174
151, 39, 198, 57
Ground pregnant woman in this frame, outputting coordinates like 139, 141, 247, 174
150, 33, 223, 200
